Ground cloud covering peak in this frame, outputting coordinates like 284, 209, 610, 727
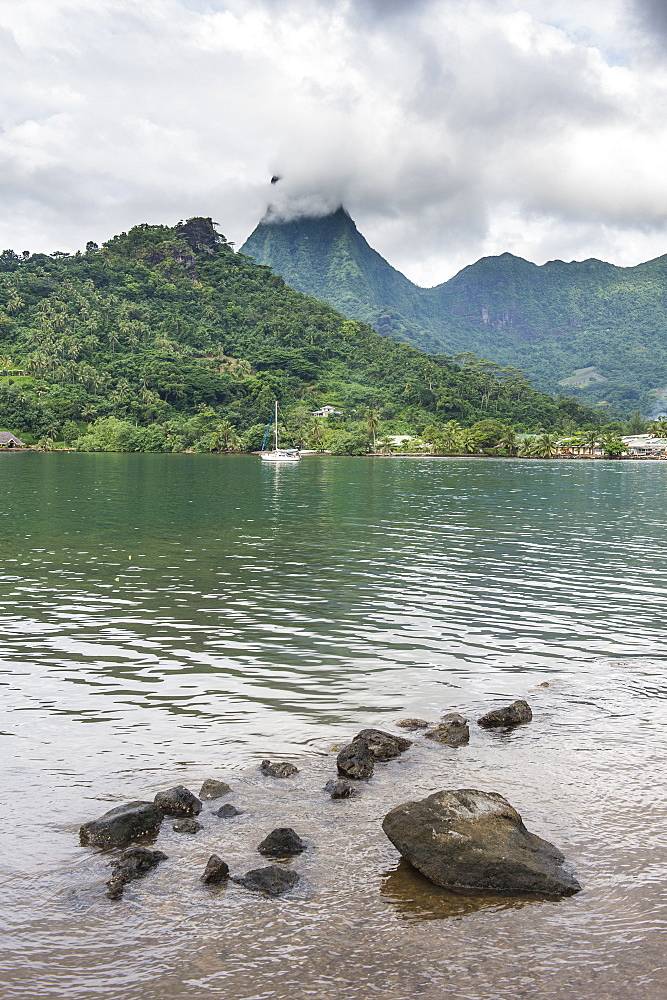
1, 0, 667, 282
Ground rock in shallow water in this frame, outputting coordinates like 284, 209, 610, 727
259, 760, 298, 778
201, 854, 230, 884
324, 778, 358, 799
215, 803, 243, 819
79, 801, 164, 848
172, 818, 203, 834
235, 866, 301, 896
382, 789, 581, 896
477, 700, 533, 728
336, 741, 375, 780
154, 786, 202, 817
425, 713, 470, 747
199, 779, 231, 800
258, 827, 307, 856
354, 729, 412, 761
396, 718, 430, 731
106, 847, 167, 899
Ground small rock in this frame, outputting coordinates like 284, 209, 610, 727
201, 854, 230, 885
477, 700, 533, 728
154, 786, 202, 817
539, 682, 550, 688
257, 827, 307, 856
236, 865, 300, 896
336, 741, 375, 780
259, 760, 298, 778
79, 801, 164, 849
324, 778, 358, 799
106, 847, 167, 899
382, 788, 580, 896
172, 818, 203, 834
396, 718, 430, 730
215, 804, 243, 818
354, 729, 412, 761
199, 779, 231, 800
425, 713, 470, 747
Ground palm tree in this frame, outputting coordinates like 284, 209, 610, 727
442, 420, 461, 452
209, 420, 239, 452
365, 408, 380, 452
519, 436, 538, 457
648, 418, 667, 437
498, 425, 518, 456
458, 429, 476, 453
582, 428, 599, 454
535, 433, 560, 458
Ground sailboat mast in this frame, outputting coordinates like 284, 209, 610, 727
274, 400, 278, 452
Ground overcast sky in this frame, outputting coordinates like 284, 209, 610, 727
1, 0, 667, 284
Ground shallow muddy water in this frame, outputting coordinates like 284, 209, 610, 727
1, 454, 665, 1000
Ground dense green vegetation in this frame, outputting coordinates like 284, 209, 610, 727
241, 208, 667, 415
0, 216, 604, 452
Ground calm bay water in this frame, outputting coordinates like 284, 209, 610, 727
1, 453, 665, 1000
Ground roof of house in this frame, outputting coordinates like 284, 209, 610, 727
0, 431, 24, 445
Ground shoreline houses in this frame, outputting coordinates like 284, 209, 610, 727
0, 432, 25, 448
620, 434, 667, 456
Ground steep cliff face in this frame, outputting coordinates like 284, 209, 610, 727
241, 207, 667, 408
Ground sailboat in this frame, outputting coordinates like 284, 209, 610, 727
259, 401, 301, 463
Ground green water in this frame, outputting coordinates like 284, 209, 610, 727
1, 454, 665, 1000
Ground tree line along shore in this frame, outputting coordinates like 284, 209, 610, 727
0, 217, 657, 456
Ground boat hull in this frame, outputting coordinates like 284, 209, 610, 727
259, 451, 300, 463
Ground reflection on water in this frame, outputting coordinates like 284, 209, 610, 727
381, 859, 534, 920
0, 454, 666, 1000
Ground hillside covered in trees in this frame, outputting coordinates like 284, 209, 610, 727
0, 217, 602, 452
242, 208, 667, 416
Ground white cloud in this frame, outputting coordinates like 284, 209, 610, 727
0, 0, 666, 282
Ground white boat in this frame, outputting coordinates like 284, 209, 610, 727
259, 402, 301, 463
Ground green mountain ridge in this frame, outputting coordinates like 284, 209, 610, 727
241, 209, 667, 415
0, 216, 597, 451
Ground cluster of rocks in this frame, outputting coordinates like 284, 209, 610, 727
395, 699, 533, 744
79, 767, 310, 900
78, 698, 581, 902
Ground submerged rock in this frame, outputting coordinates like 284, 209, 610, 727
154, 786, 202, 817
353, 729, 412, 761
324, 778, 358, 799
106, 847, 167, 899
425, 713, 470, 747
199, 778, 231, 800
173, 818, 203, 834
257, 827, 307, 856
396, 718, 430, 731
477, 700, 533, 728
259, 760, 298, 778
215, 804, 243, 819
79, 801, 164, 848
382, 788, 581, 896
236, 865, 300, 896
201, 854, 230, 885
336, 741, 375, 780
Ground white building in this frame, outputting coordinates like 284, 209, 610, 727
621, 434, 667, 455
311, 405, 342, 418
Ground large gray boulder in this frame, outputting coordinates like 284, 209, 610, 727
79, 801, 164, 848
382, 789, 581, 896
